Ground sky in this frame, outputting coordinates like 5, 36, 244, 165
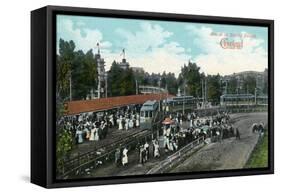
56, 14, 268, 77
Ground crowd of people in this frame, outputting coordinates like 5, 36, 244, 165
160, 111, 238, 153
57, 105, 141, 145
59, 101, 252, 171
138, 140, 161, 164
113, 139, 161, 167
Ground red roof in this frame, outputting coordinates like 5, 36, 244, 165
65, 93, 173, 115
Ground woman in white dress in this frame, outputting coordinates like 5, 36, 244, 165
118, 116, 123, 130
122, 147, 128, 166
89, 127, 95, 141
109, 115, 114, 127
129, 119, 134, 129
136, 114, 140, 127
94, 126, 99, 141
154, 141, 160, 158
125, 118, 129, 130
144, 142, 149, 160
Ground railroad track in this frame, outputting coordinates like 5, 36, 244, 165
69, 127, 146, 158
59, 128, 152, 178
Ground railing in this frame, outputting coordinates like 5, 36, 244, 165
58, 109, 166, 179
59, 105, 267, 178
146, 136, 205, 174
58, 129, 152, 179
193, 105, 267, 117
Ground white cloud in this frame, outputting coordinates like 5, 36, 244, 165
57, 18, 112, 53
57, 20, 190, 76
113, 22, 190, 76
186, 25, 268, 75
57, 19, 267, 77
116, 22, 173, 54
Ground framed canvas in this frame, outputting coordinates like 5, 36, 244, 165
31, 5, 274, 188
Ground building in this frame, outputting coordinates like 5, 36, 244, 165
118, 49, 130, 70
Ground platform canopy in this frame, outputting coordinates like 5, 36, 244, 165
64, 93, 173, 116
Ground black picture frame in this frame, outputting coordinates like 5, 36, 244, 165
31, 5, 274, 188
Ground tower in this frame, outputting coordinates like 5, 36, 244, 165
95, 42, 106, 99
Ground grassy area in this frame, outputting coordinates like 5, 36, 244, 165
245, 131, 268, 168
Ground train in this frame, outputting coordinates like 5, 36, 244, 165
139, 96, 197, 130
140, 100, 159, 129
220, 94, 268, 106
166, 95, 197, 112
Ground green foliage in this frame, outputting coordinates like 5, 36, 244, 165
57, 39, 97, 101
56, 39, 75, 101
263, 69, 268, 94
71, 50, 97, 100
56, 128, 75, 172
161, 71, 178, 95
245, 130, 268, 168
242, 75, 256, 94
108, 61, 136, 96
227, 77, 238, 94
226, 75, 257, 95
56, 39, 267, 104
179, 61, 204, 97
207, 74, 222, 103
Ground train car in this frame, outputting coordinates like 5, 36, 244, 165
256, 95, 268, 105
140, 100, 159, 129
220, 94, 255, 106
166, 95, 196, 111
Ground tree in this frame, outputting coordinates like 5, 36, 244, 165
227, 77, 238, 94
56, 39, 75, 101
162, 72, 178, 95
179, 61, 203, 97
57, 39, 98, 101
108, 61, 136, 97
108, 61, 123, 96
207, 74, 222, 103
242, 75, 256, 94
120, 68, 136, 96
263, 69, 268, 94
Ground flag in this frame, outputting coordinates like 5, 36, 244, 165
120, 48, 125, 56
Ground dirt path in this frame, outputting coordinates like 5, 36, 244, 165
170, 112, 268, 173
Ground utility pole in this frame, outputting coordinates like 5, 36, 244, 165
205, 77, 207, 105
135, 80, 138, 95
201, 79, 204, 108
105, 72, 108, 98
158, 77, 161, 112
165, 84, 168, 115
225, 80, 228, 94
236, 77, 240, 95
183, 79, 187, 114
69, 70, 72, 101
246, 84, 249, 106
255, 88, 257, 105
